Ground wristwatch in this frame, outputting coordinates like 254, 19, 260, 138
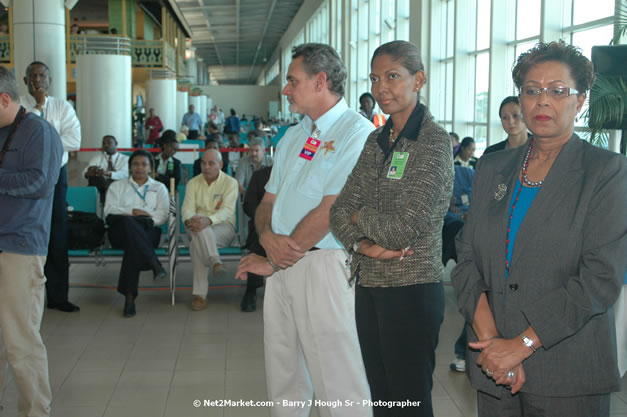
521, 333, 537, 352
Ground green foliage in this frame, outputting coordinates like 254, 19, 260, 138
611, 3, 627, 45
583, 74, 627, 147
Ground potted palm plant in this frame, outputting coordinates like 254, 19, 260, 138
584, 4, 627, 155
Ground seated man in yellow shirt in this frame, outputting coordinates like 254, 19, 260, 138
182, 149, 238, 311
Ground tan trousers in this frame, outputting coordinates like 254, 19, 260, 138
264, 250, 372, 417
0, 252, 51, 417
188, 223, 235, 298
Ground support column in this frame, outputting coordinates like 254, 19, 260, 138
198, 94, 207, 129
176, 90, 189, 129
76, 54, 132, 151
12, 0, 67, 99
146, 78, 177, 132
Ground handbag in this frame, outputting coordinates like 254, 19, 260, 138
67, 211, 105, 249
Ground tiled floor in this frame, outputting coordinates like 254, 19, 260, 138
1, 261, 626, 417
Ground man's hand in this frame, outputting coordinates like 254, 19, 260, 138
359, 240, 413, 260
259, 231, 304, 269
469, 337, 530, 384
185, 215, 212, 233
235, 254, 275, 280
132, 209, 151, 217
238, 182, 245, 194
30, 81, 46, 107
85, 166, 100, 178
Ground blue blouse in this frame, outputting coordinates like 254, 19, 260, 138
506, 179, 541, 276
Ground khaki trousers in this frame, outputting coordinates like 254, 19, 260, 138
0, 252, 51, 417
188, 223, 235, 298
264, 250, 372, 417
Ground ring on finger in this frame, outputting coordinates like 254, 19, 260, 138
486, 369, 494, 377
507, 371, 515, 379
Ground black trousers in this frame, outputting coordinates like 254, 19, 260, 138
108, 216, 161, 297
356, 282, 445, 417
44, 165, 70, 305
188, 129, 199, 139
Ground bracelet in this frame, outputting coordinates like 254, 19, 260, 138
266, 258, 281, 273
521, 333, 537, 352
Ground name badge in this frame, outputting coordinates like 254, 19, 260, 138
387, 152, 409, 180
299, 137, 321, 161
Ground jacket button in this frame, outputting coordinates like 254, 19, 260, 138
509, 284, 519, 291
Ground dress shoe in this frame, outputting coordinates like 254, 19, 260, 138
240, 291, 257, 312
123, 296, 136, 318
191, 295, 208, 311
212, 263, 227, 278
47, 301, 80, 312
153, 264, 167, 281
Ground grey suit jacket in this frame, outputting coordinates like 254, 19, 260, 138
451, 134, 627, 397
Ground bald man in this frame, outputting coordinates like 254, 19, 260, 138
182, 150, 238, 311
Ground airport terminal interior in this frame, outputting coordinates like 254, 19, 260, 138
0, 0, 626, 416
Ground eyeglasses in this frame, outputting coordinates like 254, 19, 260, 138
520, 86, 581, 98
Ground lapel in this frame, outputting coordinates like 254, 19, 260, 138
511, 135, 583, 266
484, 146, 526, 288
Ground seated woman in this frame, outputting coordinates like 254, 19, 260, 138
154, 130, 182, 188
104, 150, 169, 317
454, 136, 477, 168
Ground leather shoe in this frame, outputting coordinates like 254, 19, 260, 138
153, 264, 167, 281
123, 297, 136, 318
240, 291, 257, 312
47, 301, 80, 312
191, 296, 208, 311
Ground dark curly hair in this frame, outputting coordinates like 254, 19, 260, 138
128, 149, 155, 172
512, 40, 595, 94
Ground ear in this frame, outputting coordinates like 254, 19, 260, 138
314, 72, 327, 92
576, 93, 585, 113
413, 71, 426, 92
23, 76, 28, 86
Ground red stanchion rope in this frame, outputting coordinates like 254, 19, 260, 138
78, 147, 253, 152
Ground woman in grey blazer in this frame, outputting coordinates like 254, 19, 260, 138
330, 41, 453, 417
451, 41, 627, 416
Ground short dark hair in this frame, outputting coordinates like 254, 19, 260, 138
25, 61, 50, 77
0, 66, 20, 101
371, 40, 425, 76
158, 130, 178, 147
498, 96, 520, 118
512, 40, 595, 94
292, 43, 347, 97
102, 135, 117, 144
460, 137, 475, 149
359, 92, 375, 105
128, 149, 154, 171
230, 108, 236, 116
449, 132, 459, 142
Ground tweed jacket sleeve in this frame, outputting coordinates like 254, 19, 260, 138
329, 128, 379, 250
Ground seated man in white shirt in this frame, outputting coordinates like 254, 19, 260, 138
182, 149, 238, 311
235, 136, 273, 193
84, 135, 129, 201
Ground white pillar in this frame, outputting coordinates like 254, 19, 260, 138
176, 90, 188, 129
146, 79, 177, 132
12, 0, 67, 99
206, 97, 213, 116
76, 54, 132, 152
198, 94, 207, 128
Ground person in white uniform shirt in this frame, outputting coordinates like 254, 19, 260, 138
104, 150, 169, 318
84, 134, 129, 202
182, 149, 238, 311
236, 43, 374, 417
21, 61, 81, 313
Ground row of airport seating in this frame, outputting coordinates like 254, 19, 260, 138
66, 185, 247, 267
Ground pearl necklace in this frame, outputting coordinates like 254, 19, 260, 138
389, 128, 398, 144
521, 140, 544, 187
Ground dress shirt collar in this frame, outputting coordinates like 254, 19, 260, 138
301, 97, 348, 138
22, 94, 49, 110
129, 176, 152, 189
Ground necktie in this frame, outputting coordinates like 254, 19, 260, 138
107, 155, 115, 172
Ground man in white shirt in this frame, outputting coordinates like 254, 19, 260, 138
21, 61, 81, 313
235, 136, 272, 193
84, 135, 129, 202
182, 149, 238, 311
236, 43, 374, 417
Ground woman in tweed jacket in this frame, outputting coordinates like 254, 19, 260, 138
330, 41, 453, 417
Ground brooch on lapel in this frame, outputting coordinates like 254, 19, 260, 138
321, 140, 336, 156
494, 184, 507, 201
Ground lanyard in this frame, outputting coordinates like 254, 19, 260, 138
0, 106, 26, 168
131, 183, 149, 202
